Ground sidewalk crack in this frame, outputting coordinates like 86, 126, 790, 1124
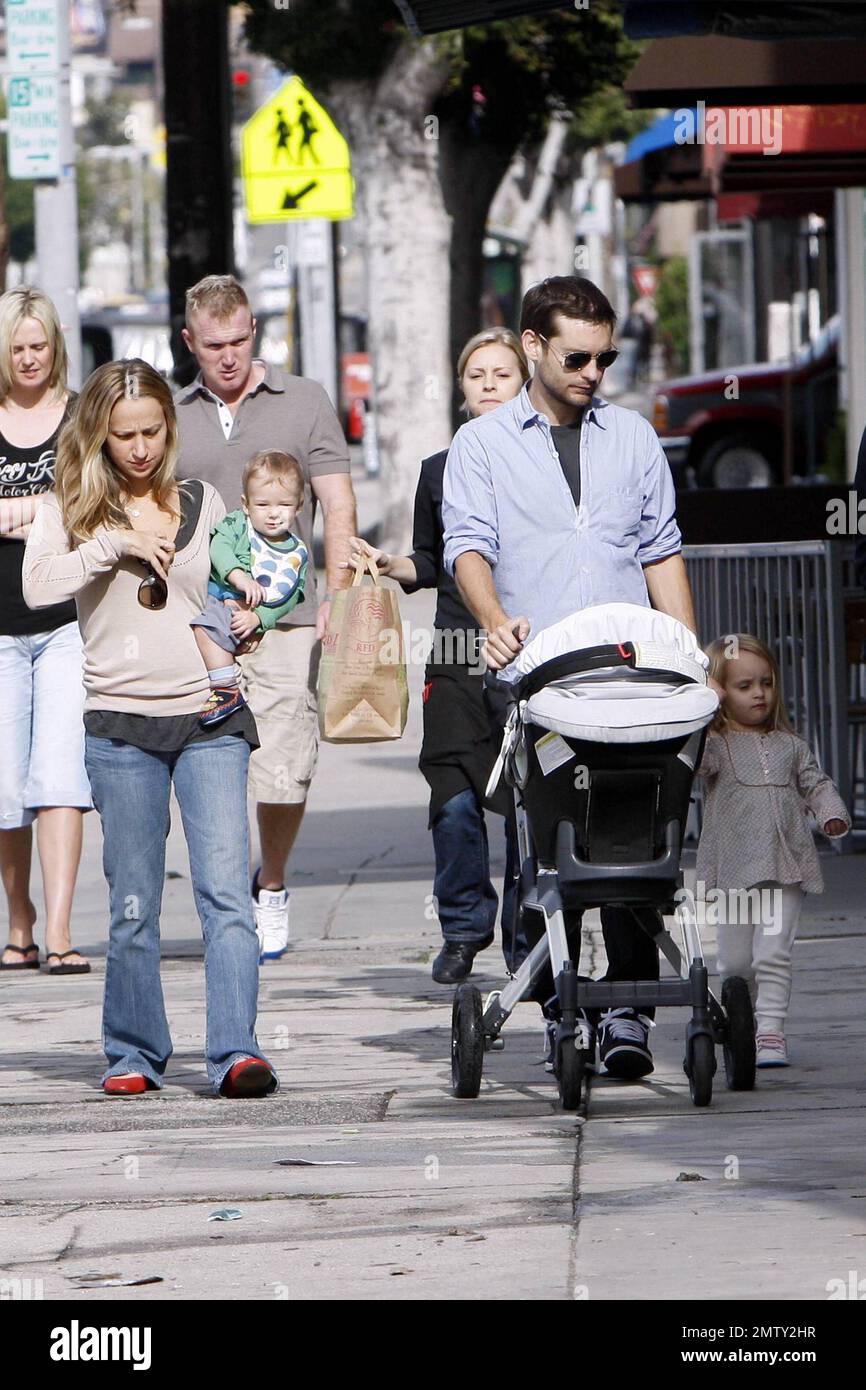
322, 849, 395, 940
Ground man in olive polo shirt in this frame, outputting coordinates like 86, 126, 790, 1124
176, 274, 357, 959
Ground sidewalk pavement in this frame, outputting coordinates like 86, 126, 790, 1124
1, 584, 864, 1301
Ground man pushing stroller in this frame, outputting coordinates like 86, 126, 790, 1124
442, 275, 697, 1080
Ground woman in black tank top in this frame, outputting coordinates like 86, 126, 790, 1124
0, 287, 91, 976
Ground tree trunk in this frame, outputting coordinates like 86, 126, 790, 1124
328, 43, 454, 553
440, 132, 515, 423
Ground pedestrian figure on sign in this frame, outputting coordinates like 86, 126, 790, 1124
296, 99, 319, 165
274, 109, 291, 163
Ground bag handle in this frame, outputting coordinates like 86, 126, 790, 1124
350, 552, 381, 587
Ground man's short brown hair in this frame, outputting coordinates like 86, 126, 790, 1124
185, 274, 251, 328
242, 449, 303, 500
520, 276, 616, 340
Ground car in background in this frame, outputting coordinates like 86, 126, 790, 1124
652, 316, 839, 488
81, 307, 173, 380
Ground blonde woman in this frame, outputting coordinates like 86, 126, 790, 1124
346, 329, 529, 984
0, 287, 91, 976
23, 360, 276, 1097
698, 634, 850, 1067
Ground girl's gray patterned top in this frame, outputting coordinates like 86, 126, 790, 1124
696, 729, 850, 893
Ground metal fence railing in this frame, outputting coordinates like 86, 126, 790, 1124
683, 540, 854, 832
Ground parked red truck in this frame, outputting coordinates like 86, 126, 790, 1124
651, 317, 839, 488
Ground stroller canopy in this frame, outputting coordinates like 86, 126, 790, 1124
511, 603, 719, 745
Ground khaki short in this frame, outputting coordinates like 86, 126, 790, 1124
242, 624, 321, 805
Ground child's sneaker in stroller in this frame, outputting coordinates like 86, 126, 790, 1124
598, 1008, 655, 1079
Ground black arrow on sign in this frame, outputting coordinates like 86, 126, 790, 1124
282, 181, 319, 209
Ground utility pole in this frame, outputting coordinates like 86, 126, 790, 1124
6, 0, 81, 386
162, 0, 234, 380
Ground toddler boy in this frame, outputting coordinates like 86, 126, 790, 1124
191, 450, 307, 726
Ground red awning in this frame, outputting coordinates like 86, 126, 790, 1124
701, 105, 866, 197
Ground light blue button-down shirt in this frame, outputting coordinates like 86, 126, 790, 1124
442, 385, 681, 677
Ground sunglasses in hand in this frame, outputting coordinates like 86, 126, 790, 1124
137, 565, 168, 610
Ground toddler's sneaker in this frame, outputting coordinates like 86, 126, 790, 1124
200, 686, 246, 727
252, 869, 290, 961
598, 1007, 655, 1079
756, 1031, 789, 1067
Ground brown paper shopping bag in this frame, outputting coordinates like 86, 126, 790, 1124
317, 554, 409, 742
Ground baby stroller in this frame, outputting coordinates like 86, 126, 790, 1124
449, 603, 757, 1109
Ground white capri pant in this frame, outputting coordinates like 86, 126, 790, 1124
715, 880, 804, 1032
0, 621, 92, 830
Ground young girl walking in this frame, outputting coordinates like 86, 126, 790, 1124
698, 634, 850, 1068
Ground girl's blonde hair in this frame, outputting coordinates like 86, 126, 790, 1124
457, 327, 529, 412
54, 359, 179, 542
0, 286, 68, 403
705, 632, 794, 733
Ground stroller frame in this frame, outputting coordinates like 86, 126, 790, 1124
450, 649, 757, 1109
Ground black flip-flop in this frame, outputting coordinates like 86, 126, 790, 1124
1, 943, 40, 971
46, 950, 91, 976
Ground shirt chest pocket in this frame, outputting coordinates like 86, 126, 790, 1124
596, 487, 642, 546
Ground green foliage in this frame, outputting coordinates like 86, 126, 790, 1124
4, 169, 36, 265
82, 91, 130, 147
655, 255, 690, 376
821, 411, 848, 483
242, 0, 640, 153
243, 0, 404, 86
568, 88, 653, 155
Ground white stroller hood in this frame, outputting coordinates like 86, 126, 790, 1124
512, 603, 718, 745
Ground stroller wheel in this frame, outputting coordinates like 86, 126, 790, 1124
685, 1032, 715, 1107
721, 976, 756, 1091
451, 984, 484, 1098
556, 1027, 585, 1111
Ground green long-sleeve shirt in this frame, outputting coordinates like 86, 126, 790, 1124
208, 509, 307, 633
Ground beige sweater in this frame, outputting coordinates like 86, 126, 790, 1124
22, 484, 226, 715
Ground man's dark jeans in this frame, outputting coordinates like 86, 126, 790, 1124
432, 787, 525, 967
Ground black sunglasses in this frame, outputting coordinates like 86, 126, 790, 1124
137, 567, 168, 610
538, 334, 619, 373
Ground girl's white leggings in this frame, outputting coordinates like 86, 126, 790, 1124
715, 881, 804, 1033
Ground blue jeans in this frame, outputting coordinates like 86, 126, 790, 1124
84, 734, 273, 1094
432, 788, 521, 966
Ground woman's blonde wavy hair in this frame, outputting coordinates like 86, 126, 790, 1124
54, 360, 179, 542
0, 286, 68, 403
705, 632, 794, 734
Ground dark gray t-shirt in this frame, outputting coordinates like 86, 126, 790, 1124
550, 415, 583, 509
174, 364, 350, 627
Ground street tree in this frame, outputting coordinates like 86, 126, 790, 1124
243, 0, 638, 548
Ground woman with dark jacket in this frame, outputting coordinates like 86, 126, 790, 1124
348, 329, 529, 983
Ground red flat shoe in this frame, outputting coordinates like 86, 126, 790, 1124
103, 1073, 152, 1096
220, 1057, 276, 1098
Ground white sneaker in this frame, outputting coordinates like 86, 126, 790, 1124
756, 1031, 789, 1067
253, 873, 289, 961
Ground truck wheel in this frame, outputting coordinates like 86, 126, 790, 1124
698, 435, 775, 489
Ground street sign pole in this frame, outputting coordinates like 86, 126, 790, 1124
7, 0, 81, 386
296, 220, 337, 407
241, 77, 353, 402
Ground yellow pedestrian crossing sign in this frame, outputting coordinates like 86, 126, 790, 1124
242, 77, 354, 223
